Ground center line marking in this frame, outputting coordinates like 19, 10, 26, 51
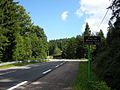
42, 69, 52, 74
7, 81, 28, 90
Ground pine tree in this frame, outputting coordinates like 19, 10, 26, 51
96, 29, 104, 38
83, 23, 91, 36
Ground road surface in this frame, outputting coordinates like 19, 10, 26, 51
0, 61, 66, 90
17, 61, 79, 90
0, 60, 80, 90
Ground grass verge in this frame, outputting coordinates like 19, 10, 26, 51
0, 60, 48, 68
73, 62, 111, 90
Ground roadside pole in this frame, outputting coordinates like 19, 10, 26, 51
84, 36, 101, 80
88, 45, 91, 80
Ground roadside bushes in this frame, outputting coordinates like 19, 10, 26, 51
73, 62, 111, 90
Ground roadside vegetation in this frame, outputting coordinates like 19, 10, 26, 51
0, 60, 48, 68
73, 62, 111, 90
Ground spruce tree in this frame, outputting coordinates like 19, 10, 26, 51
83, 23, 91, 36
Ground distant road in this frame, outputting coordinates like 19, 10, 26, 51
0, 61, 66, 90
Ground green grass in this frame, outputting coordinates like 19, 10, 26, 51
73, 62, 111, 90
0, 60, 48, 68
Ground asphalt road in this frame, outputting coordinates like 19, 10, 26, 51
0, 61, 66, 90
17, 61, 79, 90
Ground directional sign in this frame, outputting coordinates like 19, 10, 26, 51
84, 36, 101, 45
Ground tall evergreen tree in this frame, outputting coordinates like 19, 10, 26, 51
83, 23, 91, 36
96, 29, 104, 38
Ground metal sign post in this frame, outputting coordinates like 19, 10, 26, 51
84, 36, 101, 80
88, 45, 91, 80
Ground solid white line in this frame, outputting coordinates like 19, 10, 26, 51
7, 81, 28, 90
55, 65, 60, 68
49, 59, 88, 62
0, 70, 16, 76
60, 63, 63, 65
42, 69, 52, 74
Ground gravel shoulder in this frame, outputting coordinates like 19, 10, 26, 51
18, 61, 79, 90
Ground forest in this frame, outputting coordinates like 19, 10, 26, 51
0, 0, 120, 89
0, 0, 48, 62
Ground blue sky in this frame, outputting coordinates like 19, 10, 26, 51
14, 0, 111, 40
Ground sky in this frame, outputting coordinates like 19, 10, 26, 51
14, 0, 112, 40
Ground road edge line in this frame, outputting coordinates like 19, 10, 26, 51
7, 81, 28, 90
42, 69, 52, 74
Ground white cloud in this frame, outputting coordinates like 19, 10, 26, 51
75, 0, 112, 35
74, 9, 83, 18
61, 11, 69, 21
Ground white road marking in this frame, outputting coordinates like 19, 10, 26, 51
60, 63, 63, 65
42, 69, 52, 74
55, 65, 60, 68
49, 59, 88, 62
7, 81, 28, 90
0, 70, 16, 76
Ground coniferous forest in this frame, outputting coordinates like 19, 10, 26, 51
0, 0, 48, 62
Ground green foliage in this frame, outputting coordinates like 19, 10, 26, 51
88, 81, 111, 90
49, 39, 68, 56
63, 37, 77, 59
0, 0, 48, 62
49, 35, 88, 59
53, 46, 61, 56
93, 0, 120, 89
83, 23, 91, 36
13, 33, 25, 61
93, 38, 120, 89
96, 29, 105, 38
109, 0, 120, 20
76, 35, 87, 58
73, 62, 111, 90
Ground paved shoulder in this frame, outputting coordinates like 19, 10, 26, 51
19, 62, 79, 90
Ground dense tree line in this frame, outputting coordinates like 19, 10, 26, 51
0, 0, 48, 62
48, 23, 99, 59
93, 0, 120, 89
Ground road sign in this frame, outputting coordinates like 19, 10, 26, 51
84, 36, 101, 45
84, 36, 101, 80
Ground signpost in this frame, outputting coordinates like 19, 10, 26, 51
84, 36, 101, 45
84, 36, 101, 80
